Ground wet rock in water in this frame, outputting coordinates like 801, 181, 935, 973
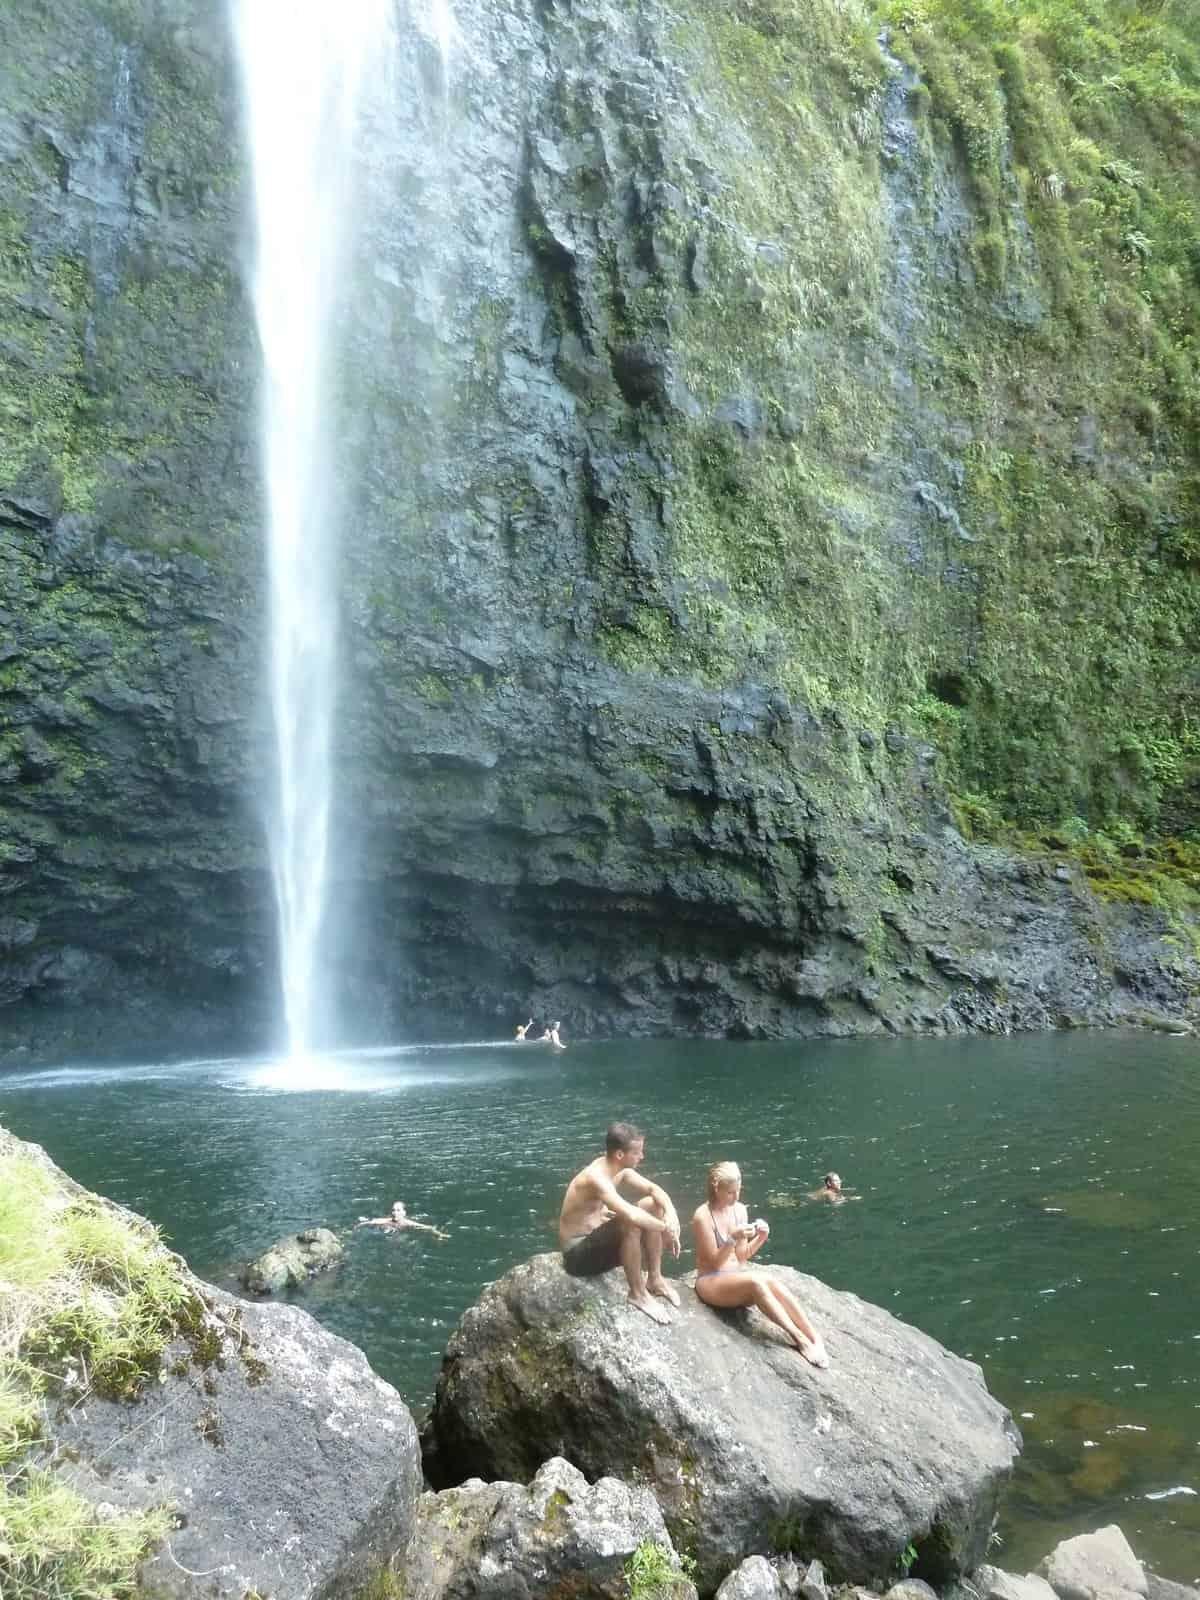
401, 1455, 697, 1600
716, 1555, 787, 1599
1039, 1526, 1147, 1600
424, 1254, 1021, 1591
239, 1225, 343, 1293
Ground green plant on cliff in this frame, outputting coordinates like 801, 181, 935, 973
624, 1540, 697, 1599
0, 1150, 189, 1595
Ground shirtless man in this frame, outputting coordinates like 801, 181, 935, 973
539, 1021, 566, 1050
356, 1201, 448, 1240
558, 1122, 681, 1324
808, 1172, 858, 1204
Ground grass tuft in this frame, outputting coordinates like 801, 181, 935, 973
624, 1539, 697, 1599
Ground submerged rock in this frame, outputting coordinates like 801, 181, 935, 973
402, 1455, 698, 1600
424, 1254, 1021, 1591
239, 1225, 344, 1294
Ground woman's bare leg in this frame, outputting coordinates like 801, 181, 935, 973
697, 1272, 806, 1349
768, 1278, 821, 1348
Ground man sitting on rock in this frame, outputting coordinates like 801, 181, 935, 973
558, 1122, 681, 1324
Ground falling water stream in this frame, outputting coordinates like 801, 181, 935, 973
230, 0, 393, 1058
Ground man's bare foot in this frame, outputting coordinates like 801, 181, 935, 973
797, 1338, 830, 1369
647, 1277, 680, 1308
629, 1292, 672, 1325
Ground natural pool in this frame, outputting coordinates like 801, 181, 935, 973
1, 1031, 1196, 1579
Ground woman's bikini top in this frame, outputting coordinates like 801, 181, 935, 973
708, 1205, 736, 1248
698, 1205, 738, 1279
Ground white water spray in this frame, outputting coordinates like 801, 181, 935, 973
231, 1, 391, 1057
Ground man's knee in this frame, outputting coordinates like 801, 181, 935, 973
637, 1194, 664, 1217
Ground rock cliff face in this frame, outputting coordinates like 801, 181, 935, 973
1, 0, 1198, 1052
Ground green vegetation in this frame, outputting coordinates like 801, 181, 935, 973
0, 1148, 190, 1596
624, 1539, 697, 1599
355, 1564, 407, 1599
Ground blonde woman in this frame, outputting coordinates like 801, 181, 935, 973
691, 1161, 830, 1368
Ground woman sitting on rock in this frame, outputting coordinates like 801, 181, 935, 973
691, 1161, 829, 1368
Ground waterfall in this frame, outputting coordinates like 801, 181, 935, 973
231, 1, 392, 1058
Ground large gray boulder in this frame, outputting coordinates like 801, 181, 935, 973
239, 1226, 344, 1294
5, 1126, 421, 1599
425, 1255, 1021, 1592
402, 1455, 698, 1600
54, 1284, 421, 1598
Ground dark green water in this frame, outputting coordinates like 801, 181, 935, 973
2, 1032, 1197, 1579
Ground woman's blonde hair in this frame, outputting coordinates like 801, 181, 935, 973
706, 1161, 742, 1203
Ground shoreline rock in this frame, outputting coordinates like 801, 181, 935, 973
1, 1126, 421, 1599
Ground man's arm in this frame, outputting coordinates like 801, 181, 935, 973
615, 1171, 681, 1254
593, 1172, 670, 1233
618, 1170, 680, 1223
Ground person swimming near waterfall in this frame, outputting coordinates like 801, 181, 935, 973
693, 1160, 830, 1367
558, 1121, 681, 1324
538, 1021, 566, 1049
515, 1018, 533, 1041
356, 1202, 448, 1240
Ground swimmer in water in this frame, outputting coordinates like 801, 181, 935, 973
539, 1021, 566, 1050
807, 1172, 859, 1204
356, 1202, 448, 1240
515, 1018, 534, 1041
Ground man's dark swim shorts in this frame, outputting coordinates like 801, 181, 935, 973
562, 1216, 623, 1276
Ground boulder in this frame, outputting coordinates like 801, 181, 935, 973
4, 1126, 421, 1599
401, 1455, 698, 1600
974, 1564, 1060, 1600
425, 1255, 1021, 1591
716, 1555, 787, 1599
1040, 1528, 1148, 1600
53, 1284, 422, 1598
239, 1226, 344, 1293
886, 1584, 941, 1600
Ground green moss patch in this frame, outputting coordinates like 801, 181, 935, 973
0, 1145, 194, 1594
